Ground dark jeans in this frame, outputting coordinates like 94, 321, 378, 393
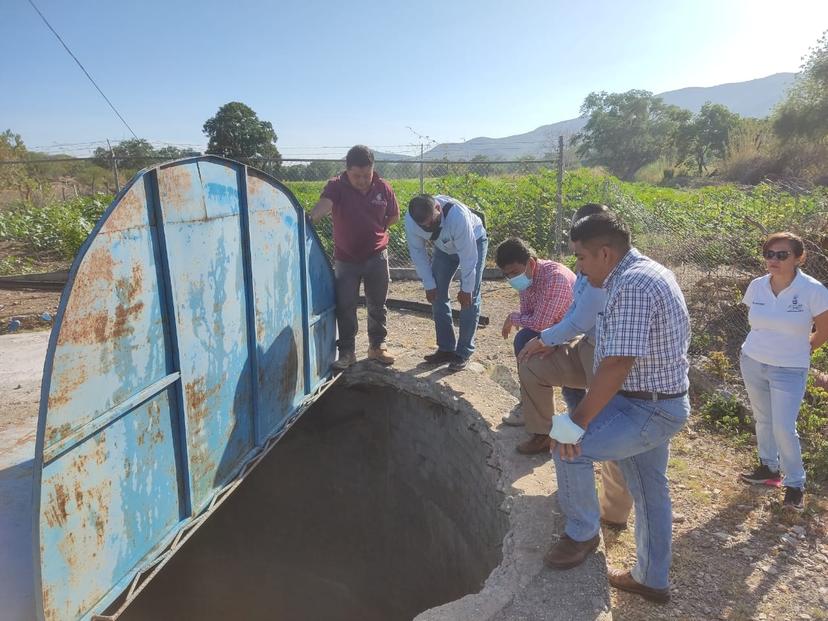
513, 328, 540, 357
334, 249, 389, 353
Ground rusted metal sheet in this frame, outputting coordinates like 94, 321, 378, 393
32, 156, 336, 621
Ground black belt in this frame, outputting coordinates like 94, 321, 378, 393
618, 390, 687, 402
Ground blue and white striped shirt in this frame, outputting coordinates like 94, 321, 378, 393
595, 248, 690, 393
405, 195, 486, 293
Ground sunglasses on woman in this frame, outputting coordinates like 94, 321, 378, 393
763, 249, 791, 260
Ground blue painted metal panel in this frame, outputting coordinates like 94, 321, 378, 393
39, 390, 181, 621
32, 156, 336, 621
246, 170, 306, 436
156, 161, 256, 512
43, 179, 168, 452
305, 230, 337, 389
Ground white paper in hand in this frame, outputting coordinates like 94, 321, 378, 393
548, 413, 586, 445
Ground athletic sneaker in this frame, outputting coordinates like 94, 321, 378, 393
783, 486, 804, 511
423, 350, 457, 365
740, 464, 782, 487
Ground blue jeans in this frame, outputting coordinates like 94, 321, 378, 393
739, 352, 808, 489
431, 237, 488, 360
552, 394, 689, 589
513, 328, 539, 357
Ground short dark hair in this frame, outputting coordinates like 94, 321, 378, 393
408, 194, 437, 223
572, 203, 609, 223
763, 231, 805, 259
495, 238, 533, 268
345, 145, 374, 169
570, 212, 631, 252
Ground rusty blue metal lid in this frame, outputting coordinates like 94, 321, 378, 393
32, 156, 336, 621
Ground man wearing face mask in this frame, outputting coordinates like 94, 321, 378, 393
495, 237, 575, 358
405, 194, 488, 371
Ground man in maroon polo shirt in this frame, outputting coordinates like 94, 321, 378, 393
310, 145, 400, 369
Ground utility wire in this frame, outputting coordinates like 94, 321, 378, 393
27, 0, 139, 139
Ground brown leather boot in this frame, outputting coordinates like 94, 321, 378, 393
367, 345, 395, 365
543, 533, 600, 569
332, 351, 357, 370
607, 568, 670, 603
516, 434, 551, 455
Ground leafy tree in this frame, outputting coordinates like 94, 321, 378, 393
677, 103, 741, 175
0, 130, 34, 198
155, 145, 200, 160
203, 102, 281, 173
573, 90, 687, 180
774, 29, 828, 142
0, 129, 25, 155
91, 140, 200, 171
92, 138, 156, 170
302, 160, 339, 181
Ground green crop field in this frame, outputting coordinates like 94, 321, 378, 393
1, 167, 826, 481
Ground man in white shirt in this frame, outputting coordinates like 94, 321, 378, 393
405, 194, 488, 371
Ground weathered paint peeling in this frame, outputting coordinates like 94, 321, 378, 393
33, 157, 336, 621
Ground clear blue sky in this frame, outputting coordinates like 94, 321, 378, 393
2, 0, 827, 158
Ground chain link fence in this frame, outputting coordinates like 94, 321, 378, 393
279, 158, 564, 270
1, 154, 826, 364
595, 178, 828, 358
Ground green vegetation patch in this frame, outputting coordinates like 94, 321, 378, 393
0, 194, 112, 260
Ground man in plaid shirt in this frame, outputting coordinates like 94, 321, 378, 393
543, 212, 690, 605
496, 238, 575, 356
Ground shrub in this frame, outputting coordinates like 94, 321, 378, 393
699, 393, 752, 445
0, 194, 111, 259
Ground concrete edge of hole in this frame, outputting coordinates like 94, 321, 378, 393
340, 356, 613, 621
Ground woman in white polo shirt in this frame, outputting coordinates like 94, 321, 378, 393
739, 232, 828, 511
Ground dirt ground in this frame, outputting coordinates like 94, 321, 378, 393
0, 288, 60, 333
2, 277, 827, 620
387, 278, 828, 621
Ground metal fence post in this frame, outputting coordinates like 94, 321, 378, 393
419, 144, 424, 194
554, 135, 564, 258
107, 139, 120, 193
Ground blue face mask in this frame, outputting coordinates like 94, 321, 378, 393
508, 272, 532, 291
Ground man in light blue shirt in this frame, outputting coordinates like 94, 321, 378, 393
405, 194, 488, 371
516, 204, 634, 529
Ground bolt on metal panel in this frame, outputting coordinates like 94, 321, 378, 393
32, 156, 336, 621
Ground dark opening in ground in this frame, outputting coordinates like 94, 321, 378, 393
122, 381, 508, 621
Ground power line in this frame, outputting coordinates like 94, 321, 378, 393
27, 0, 139, 140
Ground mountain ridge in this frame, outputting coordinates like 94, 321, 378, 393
375, 72, 796, 161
